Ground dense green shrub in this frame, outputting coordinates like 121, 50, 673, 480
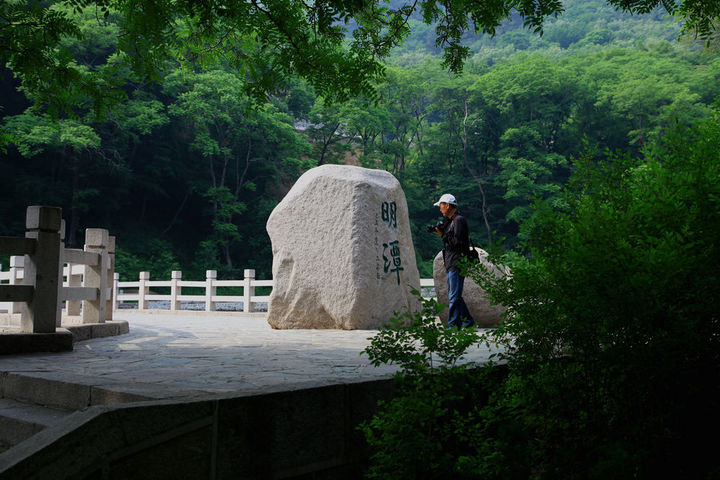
360, 293, 495, 479
473, 109, 720, 478
363, 110, 720, 478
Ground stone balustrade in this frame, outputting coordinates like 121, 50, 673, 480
114, 269, 276, 313
0, 206, 116, 333
113, 272, 435, 313
1, 206, 435, 319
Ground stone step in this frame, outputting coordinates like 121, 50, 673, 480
0, 372, 155, 411
0, 372, 170, 457
0, 398, 72, 450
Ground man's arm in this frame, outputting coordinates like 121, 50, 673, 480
443, 216, 468, 249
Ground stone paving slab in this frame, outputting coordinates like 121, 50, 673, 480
0, 312, 499, 402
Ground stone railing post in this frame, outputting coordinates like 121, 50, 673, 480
113, 273, 120, 311
170, 270, 181, 311
105, 235, 115, 321
243, 269, 255, 313
82, 228, 109, 324
56, 219, 66, 327
21, 206, 62, 334
205, 270, 216, 312
138, 271, 150, 310
64, 264, 83, 316
63, 220, 82, 317
9, 255, 24, 314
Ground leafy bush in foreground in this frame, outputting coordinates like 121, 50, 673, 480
363, 109, 720, 479
360, 293, 496, 479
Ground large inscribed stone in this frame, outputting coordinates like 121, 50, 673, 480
267, 165, 421, 329
433, 248, 507, 327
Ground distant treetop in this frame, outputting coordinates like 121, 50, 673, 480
1, 0, 717, 114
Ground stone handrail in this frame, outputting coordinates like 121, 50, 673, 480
114, 273, 435, 313
114, 270, 276, 313
0, 206, 116, 333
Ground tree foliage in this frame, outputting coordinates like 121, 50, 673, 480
470, 109, 720, 478
364, 107, 720, 479
361, 292, 487, 479
1, 1, 719, 279
1, 0, 718, 115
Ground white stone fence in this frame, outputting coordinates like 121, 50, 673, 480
0, 206, 115, 333
0, 206, 436, 319
112, 272, 435, 313
113, 270, 273, 313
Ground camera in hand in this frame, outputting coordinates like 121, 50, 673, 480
426, 220, 447, 234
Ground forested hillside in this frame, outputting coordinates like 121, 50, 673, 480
1, 0, 717, 279
389, 0, 684, 66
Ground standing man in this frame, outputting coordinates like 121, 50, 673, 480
432, 193, 475, 329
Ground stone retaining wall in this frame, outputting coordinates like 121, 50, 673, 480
0, 378, 397, 479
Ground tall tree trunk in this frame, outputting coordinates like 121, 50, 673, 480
318, 123, 340, 165
234, 137, 252, 200
162, 188, 190, 235
461, 98, 493, 246
415, 118, 425, 158
209, 156, 219, 217
140, 193, 147, 224
68, 153, 80, 248
223, 243, 233, 268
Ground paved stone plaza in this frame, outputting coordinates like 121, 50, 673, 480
0, 312, 499, 401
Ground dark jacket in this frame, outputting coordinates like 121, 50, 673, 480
441, 211, 470, 272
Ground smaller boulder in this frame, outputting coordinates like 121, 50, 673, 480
432, 248, 507, 327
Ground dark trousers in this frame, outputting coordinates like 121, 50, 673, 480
447, 269, 474, 328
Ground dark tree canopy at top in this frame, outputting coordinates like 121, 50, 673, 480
1, 0, 717, 114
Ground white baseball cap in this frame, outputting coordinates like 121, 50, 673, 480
433, 193, 457, 206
